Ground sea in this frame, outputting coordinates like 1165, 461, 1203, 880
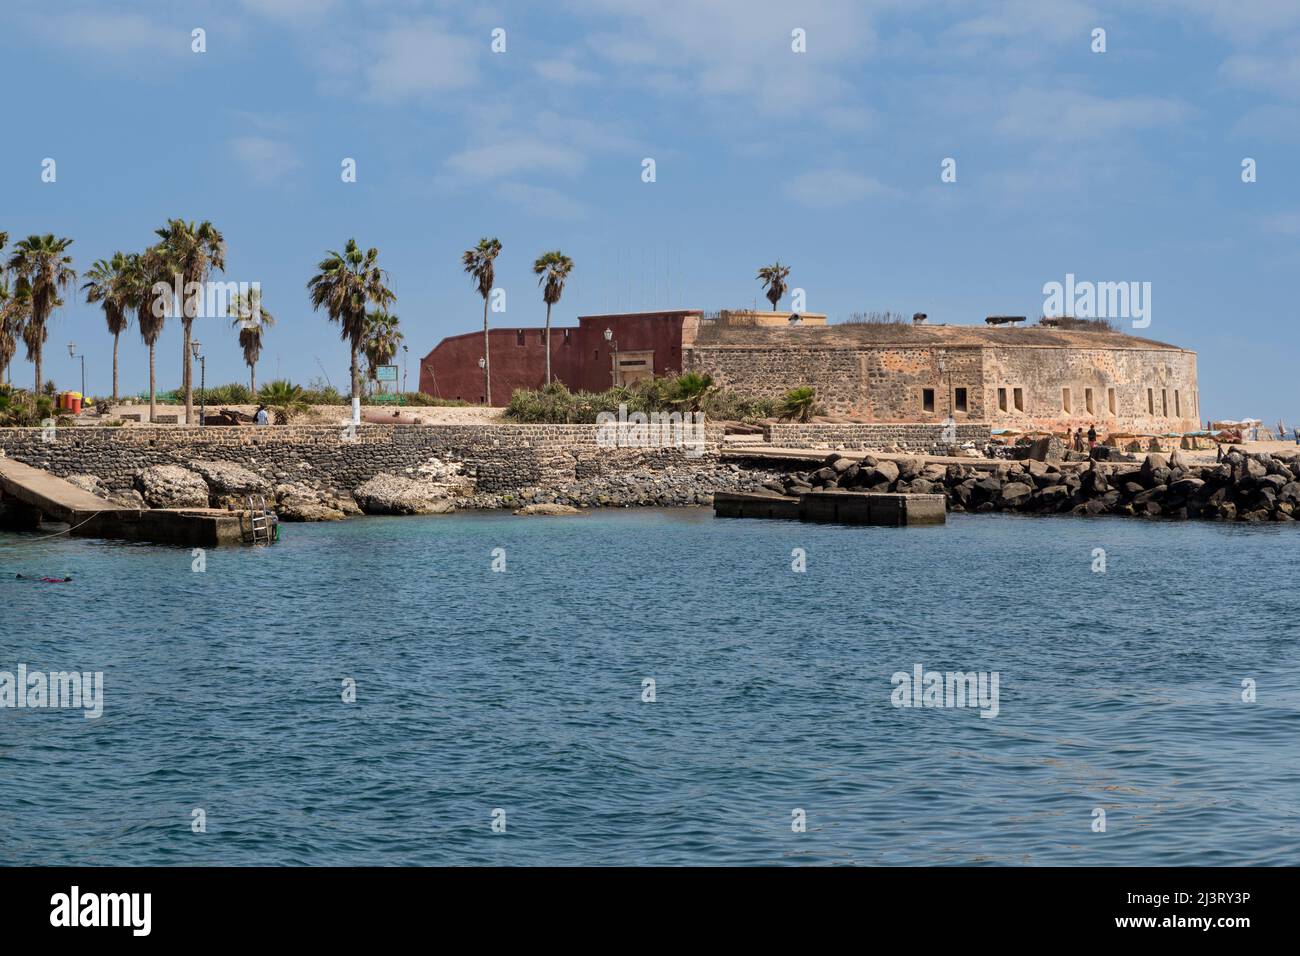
1, 509, 1296, 865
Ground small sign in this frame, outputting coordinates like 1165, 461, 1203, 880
376, 365, 398, 383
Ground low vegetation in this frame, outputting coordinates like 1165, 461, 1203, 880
504, 375, 783, 424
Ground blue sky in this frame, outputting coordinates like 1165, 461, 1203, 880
2, 0, 1297, 421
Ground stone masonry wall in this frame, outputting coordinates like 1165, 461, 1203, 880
763, 422, 991, 451
686, 341, 1198, 433
0, 424, 728, 496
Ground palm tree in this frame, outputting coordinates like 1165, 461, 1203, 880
307, 239, 395, 423
780, 386, 819, 423
462, 237, 502, 404
6, 235, 76, 393
121, 247, 172, 423
532, 250, 573, 386
756, 261, 791, 312
258, 379, 308, 424
668, 372, 714, 413
0, 277, 31, 386
82, 253, 131, 400
228, 288, 274, 396
154, 219, 225, 424
362, 310, 403, 385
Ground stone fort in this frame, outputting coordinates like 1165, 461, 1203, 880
421, 310, 1199, 434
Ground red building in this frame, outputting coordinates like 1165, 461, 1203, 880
418, 310, 702, 405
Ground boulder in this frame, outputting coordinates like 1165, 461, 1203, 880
352, 473, 458, 515
869, 460, 900, 485
187, 459, 271, 507
998, 481, 1033, 506
134, 465, 210, 509
65, 473, 109, 497
514, 503, 583, 516
1140, 453, 1168, 485
1027, 436, 1065, 462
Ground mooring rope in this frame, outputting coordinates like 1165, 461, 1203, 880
0, 509, 111, 547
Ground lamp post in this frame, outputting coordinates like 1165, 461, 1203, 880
478, 356, 486, 404
191, 340, 206, 426
402, 345, 409, 394
604, 327, 619, 386
67, 342, 85, 405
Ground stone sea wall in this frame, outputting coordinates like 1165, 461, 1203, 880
0, 423, 776, 515
762, 421, 991, 451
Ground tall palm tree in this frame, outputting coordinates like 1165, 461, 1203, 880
532, 250, 573, 386
155, 219, 225, 424
82, 253, 131, 400
362, 310, 403, 384
462, 237, 501, 404
6, 235, 76, 393
0, 277, 32, 386
228, 288, 274, 396
121, 248, 172, 423
307, 239, 395, 423
756, 261, 791, 312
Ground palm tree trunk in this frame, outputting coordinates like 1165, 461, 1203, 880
482, 297, 491, 405
182, 317, 193, 425
34, 340, 42, 396
544, 302, 552, 386
111, 332, 120, 401
148, 343, 157, 423
350, 342, 360, 425
250, 363, 256, 398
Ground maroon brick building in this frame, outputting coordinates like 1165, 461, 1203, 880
418, 310, 701, 404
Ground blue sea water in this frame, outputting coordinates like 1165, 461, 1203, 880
1, 509, 1297, 866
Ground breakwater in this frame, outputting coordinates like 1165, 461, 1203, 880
749, 447, 1300, 522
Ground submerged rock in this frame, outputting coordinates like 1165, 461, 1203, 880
513, 503, 583, 516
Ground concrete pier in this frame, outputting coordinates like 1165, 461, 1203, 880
0, 456, 275, 546
713, 490, 946, 526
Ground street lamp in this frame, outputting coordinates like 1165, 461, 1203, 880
402, 344, 409, 394
604, 327, 619, 386
191, 340, 206, 426
67, 342, 85, 406
477, 356, 487, 404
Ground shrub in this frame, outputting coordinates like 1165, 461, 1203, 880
504, 375, 777, 424
778, 386, 821, 422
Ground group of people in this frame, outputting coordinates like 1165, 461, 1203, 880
1068, 424, 1099, 452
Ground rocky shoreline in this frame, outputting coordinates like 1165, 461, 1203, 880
758, 447, 1300, 522
50, 456, 782, 521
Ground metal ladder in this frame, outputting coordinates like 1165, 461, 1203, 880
246, 494, 272, 544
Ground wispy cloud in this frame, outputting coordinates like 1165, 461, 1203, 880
445, 140, 586, 180
995, 88, 1193, 142
363, 19, 480, 101
231, 136, 302, 184
785, 170, 895, 206
494, 182, 586, 220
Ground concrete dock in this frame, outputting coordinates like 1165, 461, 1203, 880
714, 490, 946, 526
0, 457, 276, 546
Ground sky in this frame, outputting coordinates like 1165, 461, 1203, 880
1, 0, 1298, 422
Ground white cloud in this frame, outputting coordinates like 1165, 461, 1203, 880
445, 140, 586, 180
27, 12, 187, 57
535, 58, 599, 86
1261, 210, 1300, 235
1221, 44, 1300, 100
363, 20, 480, 101
231, 137, 303, 184
995, 88, 1193, 142
494, 182, 586, 219
239, 0, 340, 20
785, 170, 895, 206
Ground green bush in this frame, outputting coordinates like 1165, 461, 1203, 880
198, 383, 253, 404
504, 376, 778, 424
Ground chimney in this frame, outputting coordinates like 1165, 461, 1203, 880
912, 313, 928, 325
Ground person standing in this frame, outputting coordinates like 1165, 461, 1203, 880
1087, 423, 1097, 450
255, 405, 269, 426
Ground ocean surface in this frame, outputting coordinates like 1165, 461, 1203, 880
1, 509, 1297, 866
